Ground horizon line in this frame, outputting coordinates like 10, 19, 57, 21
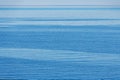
1, 18, 120, 21
0, 7, 120, 10
0, 5, 120, 6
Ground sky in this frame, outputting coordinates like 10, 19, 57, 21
0, 0, 120, 6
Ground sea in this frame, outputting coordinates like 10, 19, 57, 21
0, 5, 120, 80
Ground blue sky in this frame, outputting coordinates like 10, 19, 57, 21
0, 0, 120, 5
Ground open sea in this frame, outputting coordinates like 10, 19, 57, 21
0, 5, 120, 80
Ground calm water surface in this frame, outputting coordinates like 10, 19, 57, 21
0, 6, 120, 80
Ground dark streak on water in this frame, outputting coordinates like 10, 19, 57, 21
1, 18, 120, 22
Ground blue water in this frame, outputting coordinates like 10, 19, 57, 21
0, 56, 120, 80
0, 6, 120, 80
0, 25, 120, 54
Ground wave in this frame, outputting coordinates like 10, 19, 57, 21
0, 48, 119, 63
0, 25, 120, 33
